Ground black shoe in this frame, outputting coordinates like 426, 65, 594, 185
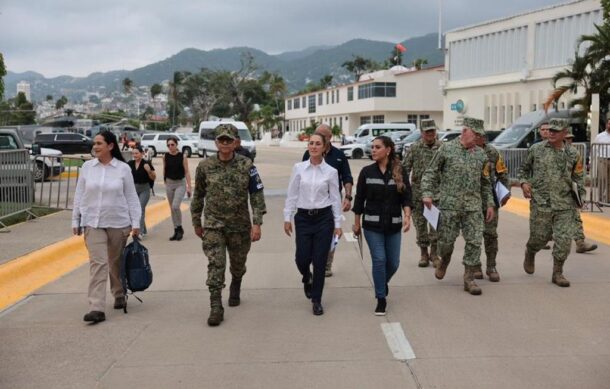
175, 226, 184, 241
169, 228, 178, 241
375, 298, 387, 316
312, 302, 324, 316
83, 311, 106, 323
113, 296, 126, 310
303, 275, 312, 299
228, 278, 242, 307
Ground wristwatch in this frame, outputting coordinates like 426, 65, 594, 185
345, 195, 353, 201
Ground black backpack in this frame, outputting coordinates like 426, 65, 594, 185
120, 236, 153, 313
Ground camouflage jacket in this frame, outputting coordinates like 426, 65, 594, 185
421, 139, 494, 211
403, 139, 442, 200
518, 141, 585, 210
191, 153, 266, 230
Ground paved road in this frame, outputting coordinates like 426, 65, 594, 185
1, 145, 609, 388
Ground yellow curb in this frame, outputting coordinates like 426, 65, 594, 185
60, 171, 79, 179
0, 200, 189, 311
503, 197, 610, 246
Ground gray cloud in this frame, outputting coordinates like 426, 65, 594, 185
1, 0, 562, 77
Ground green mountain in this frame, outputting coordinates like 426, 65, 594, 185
5, 33, 443, 102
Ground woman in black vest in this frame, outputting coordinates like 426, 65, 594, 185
353, 135, 412, 316
128, 146, 156, 236
163, 136, 192, 240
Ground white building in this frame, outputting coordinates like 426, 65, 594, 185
443, 0, 602, 129
16, 81, 31, 102
284, 66, 444, 136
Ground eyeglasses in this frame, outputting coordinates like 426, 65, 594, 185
217, 137, 234, 145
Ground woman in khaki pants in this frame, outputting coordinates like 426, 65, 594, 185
72, 131, 141, 324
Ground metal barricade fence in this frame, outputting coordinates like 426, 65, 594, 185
589, 143, 610, 207
0, 149, 34, 226
498, 148, 529, 180
33, 155, 87, 210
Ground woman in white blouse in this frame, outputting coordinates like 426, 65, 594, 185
72, 131, 141, 324
284, 133, 342, 316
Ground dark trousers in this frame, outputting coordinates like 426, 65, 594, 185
294, 208, 334, 303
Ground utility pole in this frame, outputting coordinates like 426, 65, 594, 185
438, 0, 443, 50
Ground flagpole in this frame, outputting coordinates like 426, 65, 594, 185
438, 0, 442, 50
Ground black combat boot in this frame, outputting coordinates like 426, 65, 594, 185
207, 292, 224, 326
228, 278, 242, 307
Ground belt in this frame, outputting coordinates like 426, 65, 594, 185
297, 206, 331, 216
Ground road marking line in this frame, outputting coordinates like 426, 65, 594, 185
0, 201, 187, 311
381, 322, 416, 361
344, 232, 357, 242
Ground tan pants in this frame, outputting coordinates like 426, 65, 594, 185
84, 227, 131, 312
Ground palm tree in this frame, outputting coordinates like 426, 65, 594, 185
411, 58, 428, 70
168, 71, 190, 126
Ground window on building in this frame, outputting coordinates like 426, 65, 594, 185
532, 104, 537, 111
485, 107, 490, 124
336, 90, 340, 103
492, 106, 498, 124
347, 87, 354, 101
407, 114, 418, 124
294, 98, 300, 109
318, 93, 323, 105
516, 105, 522, 118
331, 90, 335, 104
287, 100, 292, 110
308, 95, 316, 113
302, 97, 306, 108
358, 82, 397, 99
326, 91, 329, 104
500, 106, 505, 124
508, 105, 514, 122
373, 115, 385, 123
360, 116, 372, 125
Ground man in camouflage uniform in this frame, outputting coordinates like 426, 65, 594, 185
403, 119, 442, 267
474, 134, 511, 282
518, 118, 585, 287
565, 129, 597, 253
421, 117, 495, 295
191, 124, 267, 326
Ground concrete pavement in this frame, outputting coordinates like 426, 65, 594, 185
1, 145, 609, 388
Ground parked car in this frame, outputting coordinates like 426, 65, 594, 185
198, 120, 256, 160
339, 143, 366, 159
0, 128, 63, 182
140, 132, 199, 157
351, 123, 416, 144
34, 132, 93, 155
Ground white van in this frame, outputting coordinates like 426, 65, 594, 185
351, 123, 416, 144
198, 120, 256, 159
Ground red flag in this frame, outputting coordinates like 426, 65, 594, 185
395, 43, 407, 53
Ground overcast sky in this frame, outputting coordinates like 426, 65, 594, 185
1, 0, 564, 78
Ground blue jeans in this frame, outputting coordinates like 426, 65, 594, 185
134, 183, 151, 234
363, 229, 401, 298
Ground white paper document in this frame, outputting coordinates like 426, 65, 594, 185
423, 205, 440, 230
330, 234, 340, 252
494, 181, 511, 207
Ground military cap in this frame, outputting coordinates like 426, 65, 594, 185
565, 128, 574, 138
215, 124, 238, 140
548, 118, 569, 132
421, 119, 437, 132
462, 116, 485, 135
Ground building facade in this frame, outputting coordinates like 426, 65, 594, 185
443, 0, 602, 130
16, 81, 31, 102
284, 66, 444, 136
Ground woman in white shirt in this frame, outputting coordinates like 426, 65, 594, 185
72, 131, 141, 324
284, 134, 342, 316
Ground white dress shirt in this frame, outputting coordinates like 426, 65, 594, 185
72, 158, 142, 229
283, 159, 343, 228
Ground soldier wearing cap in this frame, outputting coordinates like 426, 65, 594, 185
565, 129, 597, 253
474, 128, 510, 282
518, 118, 585, 287
191, 124, 267, 326
421, 117, 495, 295
403, 119, 442, 267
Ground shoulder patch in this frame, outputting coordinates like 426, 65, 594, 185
483, 163, 490, 177
574, 155, 584, 174
496, 156, 508, 174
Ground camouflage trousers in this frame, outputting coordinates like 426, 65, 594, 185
526, 206, 576, 263
437, 209, 483, 267
574, 210, 585, 241
413, 202, 438, 250
483, 207, 499, 267
201, 228, 252, 294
